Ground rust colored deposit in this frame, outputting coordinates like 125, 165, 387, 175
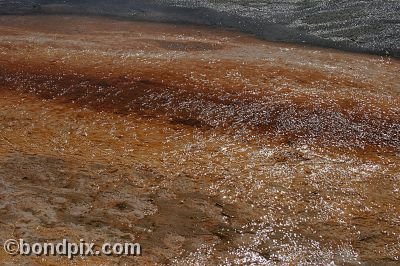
0, 15, 399, 265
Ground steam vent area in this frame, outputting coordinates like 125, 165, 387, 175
0, 15, 399, 264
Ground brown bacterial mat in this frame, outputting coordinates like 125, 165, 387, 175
0, 15, 399, 264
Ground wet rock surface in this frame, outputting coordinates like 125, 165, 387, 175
0, 15, 399, 264
0, 0, 399, 57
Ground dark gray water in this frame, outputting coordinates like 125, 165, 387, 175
1, 0, 399, 56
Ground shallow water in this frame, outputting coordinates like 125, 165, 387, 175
0, 0, 399, 56
0, 15, 399, 265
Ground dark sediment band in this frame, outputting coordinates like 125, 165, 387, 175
1, 63, 399, 151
